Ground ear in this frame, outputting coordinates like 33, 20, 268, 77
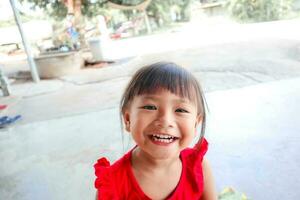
195, 115, 203, 128
123, 110, 131, 132
195, 115, 203, 137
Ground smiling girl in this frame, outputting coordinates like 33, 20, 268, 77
94, 62, 217, 200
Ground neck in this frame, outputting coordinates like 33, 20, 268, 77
131, 147, 181, 172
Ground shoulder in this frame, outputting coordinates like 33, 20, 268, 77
94, 153, 129, 183
94, 157, 114, 199
181, 137, 208, 162
200, 158, 217, 200
179, 138, 209, 196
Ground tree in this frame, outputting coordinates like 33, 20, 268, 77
22, 0, 148, 20
22, 0, 149, 47
23, 0, 194, 24
21, 0, 194, 47
228, 0, 294, 22
22, 0, 109, 47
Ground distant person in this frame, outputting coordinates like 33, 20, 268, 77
93, 62, 217, 199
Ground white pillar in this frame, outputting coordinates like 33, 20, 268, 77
9, 0, 40, 83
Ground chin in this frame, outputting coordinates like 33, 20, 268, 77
150, 149, 180, 160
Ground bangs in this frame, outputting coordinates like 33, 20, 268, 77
135, 63, 196, 101
122, 62, 203, 114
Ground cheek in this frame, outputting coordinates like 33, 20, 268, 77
190, 120, 199, 137
180, 119, 197, 134
130, 113, 147, 130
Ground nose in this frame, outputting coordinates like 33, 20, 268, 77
154, 109, 174, 128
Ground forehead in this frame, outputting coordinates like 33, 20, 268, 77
137, 88, 195, 104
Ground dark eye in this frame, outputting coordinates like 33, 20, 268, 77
176, 108, 189, 113
142, 105, 157, 110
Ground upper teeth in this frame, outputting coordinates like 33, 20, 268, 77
152, 134, 174, 139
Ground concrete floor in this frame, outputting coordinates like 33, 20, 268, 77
1, 19, 300, 200
205, 78, 300, 200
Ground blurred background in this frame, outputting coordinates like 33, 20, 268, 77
1, 1, 300, 200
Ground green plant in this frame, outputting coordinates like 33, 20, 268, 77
147, 0, 194, 27
218, 187, 249, 200
228, 0, 294, 22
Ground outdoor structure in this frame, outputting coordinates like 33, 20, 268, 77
198, 1, 227, 16
34, 51, 83, 78
9, 0, 40, 83
0, 67, 11, 96
108, 0, 152, 34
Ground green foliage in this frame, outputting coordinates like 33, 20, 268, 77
22, 0, 149, 20
228, 0, 294, 22
48, 1, 68, 20
81, 1, 109, 18
22, 0, 109, 20
21, 0, 67, 20
218, 187, 249, 200
110, 0, 145, 5
20, 0, 194, 24
81, 0, 145, 19
147, 0, 172, 25
147, 0, 193, 26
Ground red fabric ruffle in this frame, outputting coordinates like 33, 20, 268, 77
184, 138, 208, 193
93, 138, 209, 199
94, 157, 117, 199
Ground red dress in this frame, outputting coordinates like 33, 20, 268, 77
94, 138, 208, 200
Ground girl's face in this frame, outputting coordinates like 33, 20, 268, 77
123, 88, 202, 159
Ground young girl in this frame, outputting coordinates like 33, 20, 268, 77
94, 62, 217, 199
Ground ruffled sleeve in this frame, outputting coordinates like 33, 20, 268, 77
183, 138, 209, 194
194, 137, 208, 159
94, 157, 117, 200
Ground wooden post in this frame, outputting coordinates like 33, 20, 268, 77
66, 0, 74, 13
9, 0, 40, 82
143, 10, 152, 34
0, 68, 11, 96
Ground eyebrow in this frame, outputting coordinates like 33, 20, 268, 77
141, 95, 191, 104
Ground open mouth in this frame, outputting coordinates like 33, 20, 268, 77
150, 134, 178, 144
